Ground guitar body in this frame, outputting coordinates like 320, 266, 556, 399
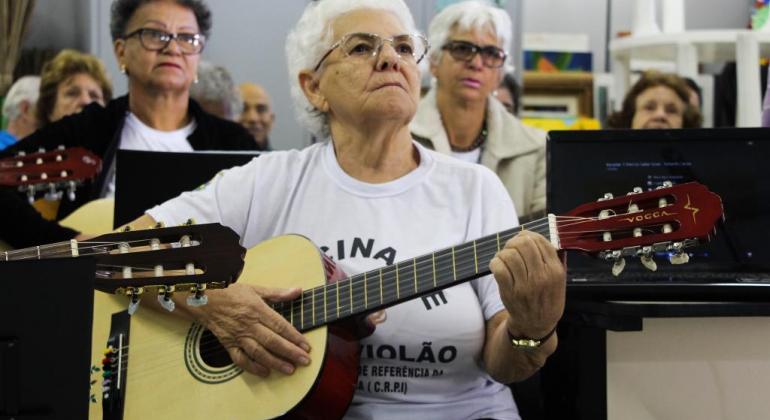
117, 235, 359, 419
61, 201, 359, 419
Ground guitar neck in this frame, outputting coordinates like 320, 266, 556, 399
2, 240, 81, 261
272, 216, 556, 333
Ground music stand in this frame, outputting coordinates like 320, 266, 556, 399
114, 150, 260, 228
0, 258, 94, 419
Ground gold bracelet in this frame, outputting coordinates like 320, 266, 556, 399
507, 325, 557, 349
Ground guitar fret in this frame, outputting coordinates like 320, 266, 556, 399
473, 240, 478, 273
323, 284, 328, 323
349, 278, 354, 314
300, 291, 305, 329
336, 282, 340, 319
413, 257, 418, 294
395, 262, 400, 299
379, 268, 383, 304
312, 287, 316, 326
364, 272, 368, 309
451, 246, 457, 280
431, 253, 436, 287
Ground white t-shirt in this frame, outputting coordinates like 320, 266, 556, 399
103, 112, 196, 197
148, 140, 521, 420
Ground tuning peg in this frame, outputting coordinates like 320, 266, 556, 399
640, 247, 657, 271
157, 286, 176, 312
185, 218, 196, 226
57, 145, 65, 150
186, 284, 208, 307
627, 187, 643, 195
598, 193, 614, 201
154, 222, 165, 229
67, 180, 76, 201
44, 183, 59, 201
55, 154, 63, 162
670, 252, 690, 265
612, 257, 626, 276
26, 186, 35, 204
657, 180, 673, 189
38, 147, 46, 153
126, 287, 144, 315
36, 157, 43, 165
40, 172, 47, 180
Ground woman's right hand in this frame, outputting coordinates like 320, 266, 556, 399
188, 283, 312, 377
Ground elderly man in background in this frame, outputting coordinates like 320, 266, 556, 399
238, 82, 274, 150
189, 60, 242, 120
0, 76, 41, 150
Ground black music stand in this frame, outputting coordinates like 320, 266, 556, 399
0, 258, 94, 419
114, 149, 260, 228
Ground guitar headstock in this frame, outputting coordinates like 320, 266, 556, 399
85, 223, 245, 307
0, 146, 101, 201
556, 181, 724, 275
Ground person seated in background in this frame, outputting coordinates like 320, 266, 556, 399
238, 82, 274, 150
0, 76, 40, 150
607, 70, 702, 129
189, 60, 241, 120
0, 0, 256, 249
410, 0, 546, 223
683, 76, 702, 112
35, 49, 113, 126
124, 0, 565, 418
495, 72, 520, 116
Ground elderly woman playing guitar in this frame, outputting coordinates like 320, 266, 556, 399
126, 0, 565, 418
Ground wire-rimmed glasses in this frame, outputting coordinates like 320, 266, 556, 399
313, 32, 429, 71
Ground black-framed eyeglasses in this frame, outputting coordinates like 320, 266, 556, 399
123, 28, 206, 55
313, 32, 429, 72
442, 40, 506, 68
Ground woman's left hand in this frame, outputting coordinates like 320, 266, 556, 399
489, 230, 566, 339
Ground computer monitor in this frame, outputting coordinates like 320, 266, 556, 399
114, 149, 260, 228
547, 128, 770, 282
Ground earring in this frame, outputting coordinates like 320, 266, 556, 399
120, 64, 126, 74
193, 75, 199, 84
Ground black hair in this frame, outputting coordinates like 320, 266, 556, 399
110, 0, 212, 41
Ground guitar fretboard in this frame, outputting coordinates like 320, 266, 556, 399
272, 218, 555, 333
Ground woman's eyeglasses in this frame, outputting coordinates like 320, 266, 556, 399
314, 32, 429, 71
442, 40, 506, 68
123, 28, 206, 55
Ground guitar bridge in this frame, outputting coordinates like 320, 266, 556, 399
101, 311, 130, 420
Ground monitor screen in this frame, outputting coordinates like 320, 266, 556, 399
547, 128, 770, 281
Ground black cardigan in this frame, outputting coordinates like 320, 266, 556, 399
0, 95, 258, 248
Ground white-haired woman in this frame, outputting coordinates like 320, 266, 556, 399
411, 0, 547, 223
127, 0, 565, 418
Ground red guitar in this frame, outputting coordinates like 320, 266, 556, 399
88, 181, 723, 420
0, 146, 101, 202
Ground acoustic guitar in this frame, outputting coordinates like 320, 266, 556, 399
72, 182, 722, 419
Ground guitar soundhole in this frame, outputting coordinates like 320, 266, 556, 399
184, 323, 242, 384
199, 329, 233, 368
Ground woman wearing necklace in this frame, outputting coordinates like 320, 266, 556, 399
411, 0, 546, 222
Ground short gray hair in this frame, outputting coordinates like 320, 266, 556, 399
189, 61, 242, 120
428, 0, 514, 74
285, 0, 419, 139
2, 76, 41, 121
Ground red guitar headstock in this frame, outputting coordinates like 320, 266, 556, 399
0, 146, 102, 201
556, 181, 724, 274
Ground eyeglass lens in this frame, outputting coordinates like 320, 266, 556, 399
341, 33, 426, 62
445, 41, 505, 67
138, 29, 204, 54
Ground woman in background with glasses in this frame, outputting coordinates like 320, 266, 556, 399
0, 0, 256, 248
410, 0, 547, 223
